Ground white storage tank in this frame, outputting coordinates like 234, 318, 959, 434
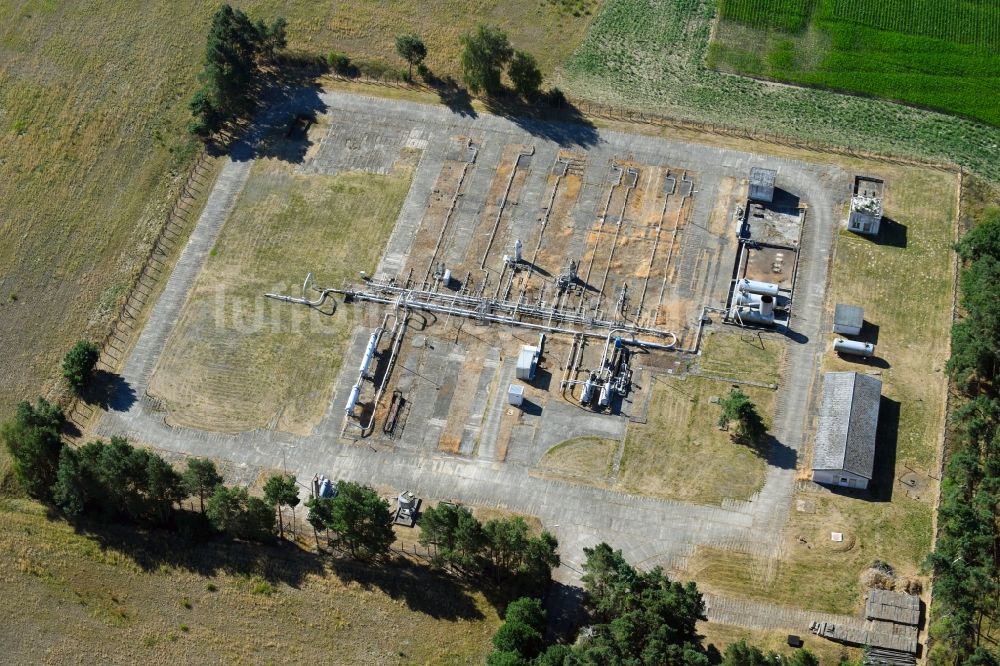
737, 308, 775, 326
834, 338, 875, 357
738, 278, 780, 297
508, 383, 525, 407
580, 377, 595, 405
759, 294, 775, 317
598, 383, 612, 408
344, 383, 361, 416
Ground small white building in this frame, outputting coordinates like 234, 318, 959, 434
811, 372, 882, 490
833, 304, 864, 336
847, 176, 884, 236
507, 383, 524, 407
515, 345, 539, 381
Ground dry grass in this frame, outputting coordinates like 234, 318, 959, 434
0, 0, 597, 423
698, 621, 860, 664
617, 331, 784, 505
148, 151, 414, 434
537, 436, 618, 484
683, 164, 957, 615
0, 499, 499, 664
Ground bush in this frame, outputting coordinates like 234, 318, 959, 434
328, 51, 353, 76
416, 63, 430, 81
62, 340, 100, 393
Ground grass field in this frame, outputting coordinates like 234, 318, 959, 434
0, 498, 499, 664
538, 436, 618, 484
0, 0, 598, 425
711, 0, 1000, 127
698, 621, 860, 664
559, 0, 1000, 181
617, 331, 783, 505
683, 164, 957, 615
147, 145, 414, 434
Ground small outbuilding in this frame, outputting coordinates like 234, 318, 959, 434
507, 383, 525, 407
749, 167, 776, 203
847, 176, 883, 236
833, 304, 864, 336
811, 371, 882, 490
516, 345, 539, 381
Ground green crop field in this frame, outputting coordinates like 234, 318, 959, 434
559, 0, 1000, 180
711, 0, 1000, 127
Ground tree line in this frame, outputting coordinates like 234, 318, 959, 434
1, 397, 304, 543
188, 4, 287, 138
415, 501, 559, 590
487, 543, 821, 666
927, 206, 1000, 665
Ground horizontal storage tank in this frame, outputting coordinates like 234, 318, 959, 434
735, 291, 762, 307
736, 308, 775, 326
359, 331, 380, 375
737, 278, 780, 298
580, 378, 595, 405
344, 383, 361, 416
834, 338, 875, 357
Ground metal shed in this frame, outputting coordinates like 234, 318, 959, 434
834, 304, 864, 336
811, 372, 882, 490
865, 589, 920, 626
515, 345, 539, 381
749, 167, 776, 203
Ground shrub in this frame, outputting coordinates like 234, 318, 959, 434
62, 340, 100, 393
328, 51, 353, 76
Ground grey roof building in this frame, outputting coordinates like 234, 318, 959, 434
833, 304, 864, 336
811, 372, 882, 489
749, 167, 776, 203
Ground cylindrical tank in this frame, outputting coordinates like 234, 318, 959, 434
442, 268, 452, 285
513, 239, 523, 262
834, 338, 875, 357
737, 308, 775, 326
344, 383, 361, 416
359, 332, 379, 375
759, 294, 774, 317
599, 383, 612, 408
580, 378, 594, 405
736, 291, 762, 307
738, 278, 780, 297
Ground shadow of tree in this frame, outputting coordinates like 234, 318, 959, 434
82, 369, 136, 412
72, 516, 489, 621
484, 93, 600, 149
328, 556, 487, 621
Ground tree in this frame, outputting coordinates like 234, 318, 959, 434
492, 621, 544, 659
305, 496, 336, 550
263, 473, 300, 539
459, 25, 513, 96
0, 398, 65, 499
508, 51, 542, 99
182, 457, 224, 513
956, 207, 1000, 262
395, 34, 427, 79
189, 5, 287, 137
503, 597, 546, 633
206, 486, 274, 542
329, 481, 394, 560
52, 446, 86, 517
145, 453, 184, 525
419, 502, 486, 570
718, 387, 766, 445
721, 640, 782, 666
62, 340, 100, 393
